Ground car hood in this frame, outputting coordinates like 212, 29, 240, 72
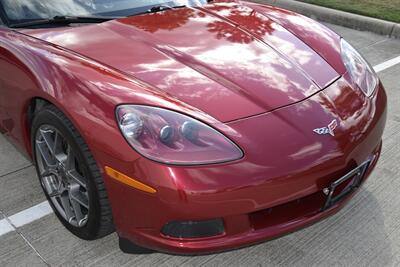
21, 0, 339, 122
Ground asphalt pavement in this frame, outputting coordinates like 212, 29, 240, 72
0, 24, 399, 266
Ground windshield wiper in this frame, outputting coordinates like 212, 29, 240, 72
148, 4, 175, 13
10, 15, 121, 28
131, 4, 186, 16
148, 4, 188, 13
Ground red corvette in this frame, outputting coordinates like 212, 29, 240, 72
0, 0, 387, 254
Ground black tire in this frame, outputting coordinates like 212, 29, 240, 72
31, 104, 114, 240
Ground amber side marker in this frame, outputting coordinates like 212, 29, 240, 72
105, 166, 156, 194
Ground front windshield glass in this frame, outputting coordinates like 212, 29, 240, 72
0, 0, 209, 25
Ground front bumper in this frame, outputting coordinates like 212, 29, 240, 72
100, 77, 387, 254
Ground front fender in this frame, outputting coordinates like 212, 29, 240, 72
0, 29, 231, 165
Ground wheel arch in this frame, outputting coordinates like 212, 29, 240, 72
23, 96, 86, 160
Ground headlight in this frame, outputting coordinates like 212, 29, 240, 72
340, 39, 378, 96
116, 105, 243, 165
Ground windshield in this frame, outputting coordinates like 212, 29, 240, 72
0, 0, 209, 25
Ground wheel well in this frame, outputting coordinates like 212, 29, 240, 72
25, 97, 52, 155
27, 97, 51, 128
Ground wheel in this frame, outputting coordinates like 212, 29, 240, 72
31, 104, 114, 240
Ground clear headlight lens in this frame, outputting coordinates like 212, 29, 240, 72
341, 39, 378, 96
116, 105, 243, 165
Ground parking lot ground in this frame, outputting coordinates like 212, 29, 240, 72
0, 24, 399, 266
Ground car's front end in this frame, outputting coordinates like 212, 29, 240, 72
0, 0, 387, 254
102, 74, 386, 254
91, 3, 385, 254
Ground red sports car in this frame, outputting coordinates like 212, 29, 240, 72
0, 0, 387, 254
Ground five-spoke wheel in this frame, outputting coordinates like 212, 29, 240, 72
31, 104, 114, 240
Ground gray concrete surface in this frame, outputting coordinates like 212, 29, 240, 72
0, 166, 44, 217
250, 0, 400, 39
0, 135, 31, 177
0, 24, 399, 266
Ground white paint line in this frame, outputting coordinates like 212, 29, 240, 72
0, 201, 53, 237
8, 201, 53, 228
0, 218, 15, 236
374, 56, 400, 73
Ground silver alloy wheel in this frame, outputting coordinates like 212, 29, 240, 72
35, 125, 89, 227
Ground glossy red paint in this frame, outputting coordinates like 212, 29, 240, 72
0, 0, 387, 254
21, 0, 340, 123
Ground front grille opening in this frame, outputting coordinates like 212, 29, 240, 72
249, 191, 326, 231
249, 162, 370, 231
161, 219, 225, 239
